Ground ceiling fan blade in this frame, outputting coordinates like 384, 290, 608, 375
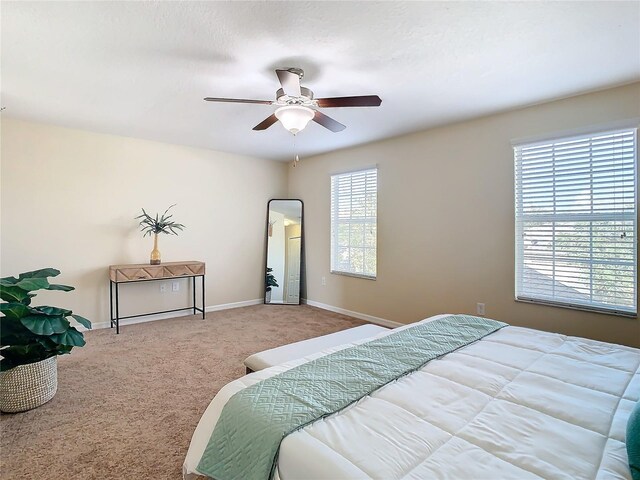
313, 111, 346, 132
252, 114, 279, 131
316, 95, 382, 108
204, 97, 273, 105
275, 69, 302, 97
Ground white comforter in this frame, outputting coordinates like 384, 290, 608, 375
184, 315, 640, 479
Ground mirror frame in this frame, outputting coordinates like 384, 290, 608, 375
264, 198, 304, 306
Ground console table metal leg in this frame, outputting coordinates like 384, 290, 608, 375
192, 276, 196, 316
109, 281, 114, 328
115, 282, 120, 334
201, 275, 205, 319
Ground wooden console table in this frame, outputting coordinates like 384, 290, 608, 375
108, 261, 205, 334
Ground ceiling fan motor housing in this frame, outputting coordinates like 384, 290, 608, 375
276, 87, 314, 105
286, 67, 304, 78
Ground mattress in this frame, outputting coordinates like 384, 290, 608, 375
244, 323, 389, 371
184, 314, 640, 479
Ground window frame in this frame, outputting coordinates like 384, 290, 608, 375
330, 167, 378, 280
513, 127, 638, 318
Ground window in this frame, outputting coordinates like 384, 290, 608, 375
331, 168, 377, 279
514, 128, 637, 316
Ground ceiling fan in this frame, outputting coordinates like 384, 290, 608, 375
204, 68, 382, 134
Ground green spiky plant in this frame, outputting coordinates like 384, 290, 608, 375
265, 267, 279, 292
135, 204, 185, 237
0, 268, 91, 372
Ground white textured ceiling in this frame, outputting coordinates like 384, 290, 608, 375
2, 1, 639, 161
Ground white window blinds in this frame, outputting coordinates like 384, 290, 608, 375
514, 128, 637, 316
331, 168, 377, 279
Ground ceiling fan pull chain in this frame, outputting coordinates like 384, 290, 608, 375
292, 134, 300, 167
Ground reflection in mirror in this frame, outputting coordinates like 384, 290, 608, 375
265, 199, 303, 305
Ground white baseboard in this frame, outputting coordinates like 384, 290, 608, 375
205, 298, 263, 312
302, 299, 403, 329
86, 298, 263, 330
85, 297, 401, 331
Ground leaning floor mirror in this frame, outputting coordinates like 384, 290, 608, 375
265, 199, 303, 305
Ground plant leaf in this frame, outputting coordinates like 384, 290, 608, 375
0, 285, 34, 304
71, 314, 92, 329
33, 335, 58, 349
36, 306, 72, 316
20, 314, 70, 335
162, 204, 176, 217
17, 268, 60, 280
55, 344, 73, 355
0, 277, 19, 286
0, 302, 31, 319
0, 316, 37, 345
15, 277, 50, 291
47, 284, 75, 292
50, 327, 85, 347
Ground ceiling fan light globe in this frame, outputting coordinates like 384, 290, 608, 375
275, 105, 314, 134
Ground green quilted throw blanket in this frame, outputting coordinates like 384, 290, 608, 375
197, 315, 507, 480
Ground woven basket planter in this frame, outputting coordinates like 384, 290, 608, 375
0, 357, 58, 413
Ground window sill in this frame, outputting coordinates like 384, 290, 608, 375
330, 270, 376, 281
515, 297, 637, 319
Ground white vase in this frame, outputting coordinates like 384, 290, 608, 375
0, 356, 58, 413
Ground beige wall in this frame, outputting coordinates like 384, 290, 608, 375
1, 118, 287, 327
289, 82, 640, 347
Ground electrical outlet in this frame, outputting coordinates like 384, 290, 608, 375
172, 281, 180, 292
160, 284, 167, 293
321, 276, 326, 286
476, 303, 485, 316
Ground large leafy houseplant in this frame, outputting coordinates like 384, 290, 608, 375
0, 268, 91, 372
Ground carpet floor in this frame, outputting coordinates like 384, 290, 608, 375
1, 305, 364, 479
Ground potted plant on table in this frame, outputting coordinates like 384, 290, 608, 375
135, 204, 186, 265
265, 267, 279, 303
0, 268, 91, 413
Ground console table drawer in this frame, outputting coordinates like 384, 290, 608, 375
163, 263, 205, 277
113, 266, 163, 282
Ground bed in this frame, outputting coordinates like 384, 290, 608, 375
184, 314, 640, 479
